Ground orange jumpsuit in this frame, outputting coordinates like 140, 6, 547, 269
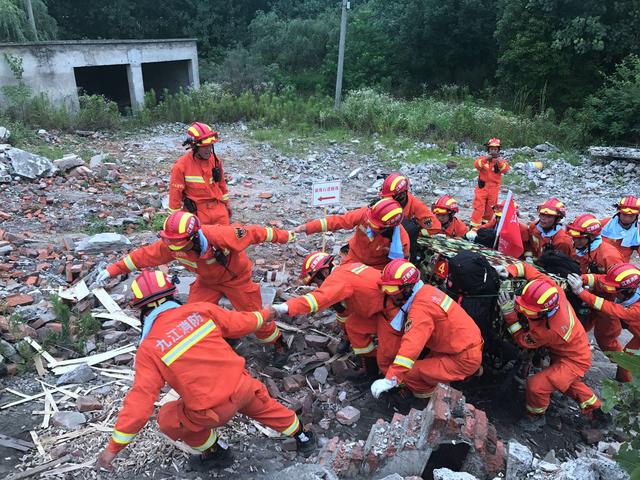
579, 275, 640, 382
434, 217, 469, 238
169, 150, 231, 225
601, 217, 640, 263
302, 207, 410, 270
106, 303, 299, 454
286, 263, 398, 368
382, 284, 483, 398
528, 222, 573, 258
470, 155, 509, 226
574, 239, 623, 275
107, 225, 294, 343
403, 193, 441, 235
505, 262, 600, 415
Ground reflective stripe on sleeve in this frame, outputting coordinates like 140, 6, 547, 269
111, 429, 136, 445
393, 355, 415, 369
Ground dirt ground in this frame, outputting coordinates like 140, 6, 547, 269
0, 124, 635, 479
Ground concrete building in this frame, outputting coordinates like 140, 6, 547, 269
0, 39, 199, 112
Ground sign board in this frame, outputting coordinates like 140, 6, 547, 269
312, 180, 341, 207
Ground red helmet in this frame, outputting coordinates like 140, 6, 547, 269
159, 211, 200, 250
378, 259, 421, 295
515, 278, 560, 317
600, 263, 640, 291
185, 122, 218, 147
615, 196, 640, 215
368, 198, 404, 230
130, 270, 176, 308
300, 251, 334, 285
537, 198, 567, 218
566, 214, 602, 238
492, 200, 519, 218
380, 173, 410, 198
432, 195, 460, 214
485, 137, 501, 148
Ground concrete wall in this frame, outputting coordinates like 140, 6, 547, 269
0, 39, 199, 112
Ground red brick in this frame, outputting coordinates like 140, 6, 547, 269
76, 395, 103, 412
473, 409, 489, 452
258, 192, 273, 199
6, 363, 18, 375
6, 294, 34, 308
25, 275, 39, 286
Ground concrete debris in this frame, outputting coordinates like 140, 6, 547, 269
53, 154, 85, 172
0, 126, 10, 142
433, 468, 480, 480
336, 406, 360, 426
56, 363, 96, 385
51, 411, 87, 430
4, 147, 56, 179
89, 153, 109, 169
266, 464, 339, 480
74, 232, 132, 253
506, 440, 534, 479
589, 146, 640, 162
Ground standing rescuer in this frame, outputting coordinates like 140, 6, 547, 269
169, 122, 232, 225
431, 195, 469, 238
470, 137, 510, 227
96, 271, 315, 473
495, 262, 604, 431
293, 198, 409, 270
528, 198, 573, 258
600, 196, 640, 262
371, 259, 483, 411
95, 211, 296, 363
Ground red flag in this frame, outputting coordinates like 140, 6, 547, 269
495, 191, 524, 258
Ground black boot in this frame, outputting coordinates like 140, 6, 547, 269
385, 387, 429, 414
336, 337, 351, 354
295, 429, 317, 457
589, 408, 612, 429
345, 356, 379, 384
189, 439, 234, 471
272, 337, 291, 368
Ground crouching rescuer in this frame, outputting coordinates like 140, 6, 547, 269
96, 271, 316, 472
370, 259, 483, 410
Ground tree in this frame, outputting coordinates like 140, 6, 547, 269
0, 0, 57, 42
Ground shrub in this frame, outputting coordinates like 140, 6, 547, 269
77, 94, 121, 130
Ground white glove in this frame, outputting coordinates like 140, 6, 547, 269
525, 256, 534, 264
465, 230, 478, 242
272, 303, 289, 317
493, 265, 509, 279
94, 269, 111, 287
371, 378, 397, 399
497, 290, 515, 315
567, 273, 584, 295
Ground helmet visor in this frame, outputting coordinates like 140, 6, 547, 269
380, 284, 401, 295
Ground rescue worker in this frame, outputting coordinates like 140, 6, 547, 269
528, 198, 573, 258
272, 252, 399, 377
566, 214, 623, 274
169, 122, 231, 225
431, 195, 469, 238
95, 211, 296, 362
495, 261, 603, 430
568, 264, 640, 383
292, 198, 409, 270
379, 173, 441, 235
371, 259, 483, 410
96, 271, 315, 473
470, 137, 510, 227
601, 196, 640, 262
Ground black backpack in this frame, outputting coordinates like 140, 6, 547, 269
475, 227, 497, 249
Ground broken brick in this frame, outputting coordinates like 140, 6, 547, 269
6, 294, 34, 308
6, 363, 18, 376
282, 374, 305, 393
305, 334, 330, 349
336, 406, 361, 426
76, 395, 103, 412
258, 192, 273, 199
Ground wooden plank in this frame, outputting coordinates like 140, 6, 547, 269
40, 426, 97, 446
1, 392, 46, 410
33, 355, 46, 377
41, 460, 94, 477
0, 433, 34, 452
92, 287, 123, 313
22, 337, 57, 365
49, 344, 136, 374
40, 382, 80, 400
29, 431, 46, 456
6, 388, 31, 399
40, 396, 51, 429
93, 311, 141, 331
5, 454, 72, 480
275, 321, 305, 333
57, 280, 91, 302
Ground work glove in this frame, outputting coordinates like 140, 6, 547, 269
272, 303, 289, 318
493, 265, 509, 279
287, 231, 298, 243
525, 256, 534, 264
465, 230, 478, 242
94, 269, 111, 287
493, 162, 500, 174
567, 273, 584, 295
96, 448, 117, 472
292, 225, 307, 234
497, 290, 515, 315
370, 377, 397, 399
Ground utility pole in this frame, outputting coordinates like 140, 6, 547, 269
334, 0, 349, 109
24, 0, 38, 41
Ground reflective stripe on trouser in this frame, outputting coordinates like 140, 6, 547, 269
157, 372, 298, 449
193, 201, 230, 226
526, 360, 599, 415
402, 344, 483, 396
470, 186, 498, 226
344, 313, 378, 357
